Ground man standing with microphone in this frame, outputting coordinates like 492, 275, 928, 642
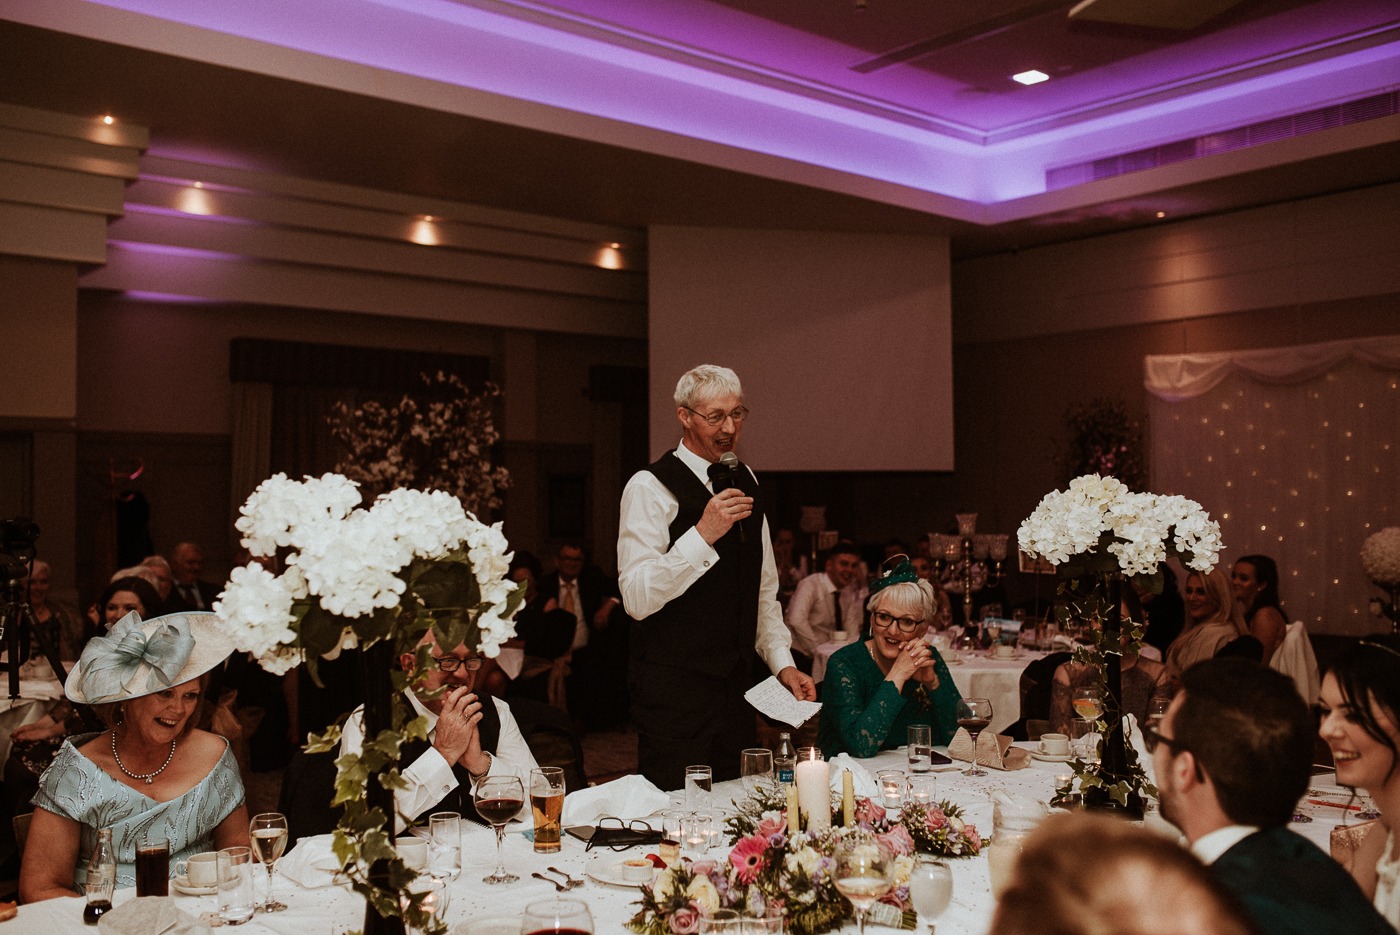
618, 364, 816, 789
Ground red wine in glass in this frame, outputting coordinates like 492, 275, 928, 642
956, 698, 993, 777
474, 775, 525, 884
476, 796, 525, 826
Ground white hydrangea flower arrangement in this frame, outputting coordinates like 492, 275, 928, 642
216, 472, 522, 676
1017, 474, 1222, 578
1360, 527, 1400, 587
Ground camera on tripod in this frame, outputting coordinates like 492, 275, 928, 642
1, 516, 68, 698
0, 516, 41, 585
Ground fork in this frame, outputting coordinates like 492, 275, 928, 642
547, 866, 585, 888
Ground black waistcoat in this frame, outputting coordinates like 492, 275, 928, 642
398, 694, 502, 825
631, 451, 764, 679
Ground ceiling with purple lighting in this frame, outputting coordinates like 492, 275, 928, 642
1, 0, 1398, 253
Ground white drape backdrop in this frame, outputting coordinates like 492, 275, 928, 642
1146, 335, 1400, 635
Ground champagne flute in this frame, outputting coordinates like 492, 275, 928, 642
249, 812, 289, 911
519, 896, 594, 934
956, 697, 993, 777
832, 835, 895, 935
475, 774, 525, 884
908, 856, 953, 934
739, 748, 774, 798
1072, 687, 1104, 722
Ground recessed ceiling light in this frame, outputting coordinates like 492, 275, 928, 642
1012, 70, 1050, 86
101, 114, 115, 125
1155, 211, 1166, 219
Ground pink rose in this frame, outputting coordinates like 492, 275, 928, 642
877, 824, 915, 857
853, 797, 887, 826
965, 827, 982, 851
924, 806, 947, 831
755, 815, 787, 838
669, 905, 699, 935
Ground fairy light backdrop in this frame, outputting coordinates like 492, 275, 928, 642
1147, 336, 1400, 635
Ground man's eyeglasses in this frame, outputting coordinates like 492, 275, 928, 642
871, 610, 923, 633
1142, 723, 1188, 756
587, 817, 659, 851
433, 654, 483, 673
684, 405, 750, 427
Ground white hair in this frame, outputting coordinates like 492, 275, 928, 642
140, 555, 172, 572
674, 365, 743, 409
867, 579, 936, 624
111, 565, 162, 589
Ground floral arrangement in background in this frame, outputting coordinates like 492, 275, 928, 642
1361, 527, 1400, 586
1060, 396, 1145, 492
627, 784, 979, 935
215, 471, 523, 930
328, 371, 510, 517
1019, 474, 1221, 808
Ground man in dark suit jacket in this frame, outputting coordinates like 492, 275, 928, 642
1151, 658, 1391, 935
166, 541, 221, 612
537, 543, 627, 728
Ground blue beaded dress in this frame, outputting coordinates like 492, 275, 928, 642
32, 732, 245, 890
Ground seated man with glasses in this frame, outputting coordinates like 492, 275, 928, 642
817, 559, 958, 757
1149, 658, 1391, 935
339, 630, 538, 828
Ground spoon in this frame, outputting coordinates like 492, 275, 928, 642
532, 872, 569, 892
548, 866, 585, 888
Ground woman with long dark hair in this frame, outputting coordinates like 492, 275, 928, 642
1232, 554, 1287, 664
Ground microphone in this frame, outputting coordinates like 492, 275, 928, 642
715, 452, 747, 543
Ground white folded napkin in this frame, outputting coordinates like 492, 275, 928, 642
561, 774, 670, 826
1124, 713, 1155, 787
826, 754, 879, 799
277, 834, 345, 889
98, 897, 209, 935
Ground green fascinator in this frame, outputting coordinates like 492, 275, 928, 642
868, 555, 920, 596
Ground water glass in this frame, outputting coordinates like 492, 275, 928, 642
739, 748, 774, 797
400, 876, 449, 935
907, 725, 933, 773
217, 846, 257, 925
428, 811, 462, 880
685, 765, 713, 812
1069, 718, 1100, 764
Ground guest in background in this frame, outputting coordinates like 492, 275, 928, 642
22, 559, 85, 661
166, 541, 220, 612
1231, 555, 1288, 665
771, 527, 807, 608
992, 812, 1260, 935
784, 543, 863, 673
911, 556, 954, 631
1317, 633, 1400, 928
19, 611, 247, 901
538, 542, 626, 728
1049, 590, 1172, 734
5, 576, 164, 811
1166, 567, 1248, 679
1139, 563, 1186, 656
1149, 658, 1392, 935
818, 560, 958, 757
139, 554, 177, 614
108, 564, 163, 596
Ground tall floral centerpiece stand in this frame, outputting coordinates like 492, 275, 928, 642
1361, 527, 1400, 633
216, 473, 523, 935
1018, 475, 1222, 816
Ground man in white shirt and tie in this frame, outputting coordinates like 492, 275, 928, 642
784, 543, 864, 674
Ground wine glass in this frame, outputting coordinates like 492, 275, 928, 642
474, 774, 525, 884
832, 835, 895, 935
249, 812, 289, 911
908, 856, 953, 934
399, 876, 449, 935
955, 697, 993, 777
739, 748, 774, 798
519, 897, 594, 934
1072, 687, 1104, 722
1145, 696, 1170, 732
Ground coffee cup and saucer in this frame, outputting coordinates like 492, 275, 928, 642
1031, 733, 1072, 763
992, 644, 1019, 661
173, 851, 219, 895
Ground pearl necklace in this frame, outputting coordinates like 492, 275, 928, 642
111, 731, 177, 785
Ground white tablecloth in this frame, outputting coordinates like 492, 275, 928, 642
13, 746, 1354, 935
812, 641, 1043, 735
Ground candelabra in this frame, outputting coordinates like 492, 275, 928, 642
929, 513, 1009, 625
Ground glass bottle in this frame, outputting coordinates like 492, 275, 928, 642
83, 827, 116, 924
774, 732, 796, 786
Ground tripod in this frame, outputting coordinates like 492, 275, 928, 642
1, 573, 70, 701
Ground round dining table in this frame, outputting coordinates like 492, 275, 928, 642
11, 743, 1357, 935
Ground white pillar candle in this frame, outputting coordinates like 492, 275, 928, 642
795, 757, 830, 835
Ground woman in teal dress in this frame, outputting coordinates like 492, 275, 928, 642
20, 610, 249, 901
818, 559, 959, 757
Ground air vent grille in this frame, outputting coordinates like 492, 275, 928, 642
1046, 91, 1400, 190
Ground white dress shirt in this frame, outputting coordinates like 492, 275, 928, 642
339, 690, 538, 829
617, 440, 795, 676
1191, 824, 1260, 865
785, 571, 862, 657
